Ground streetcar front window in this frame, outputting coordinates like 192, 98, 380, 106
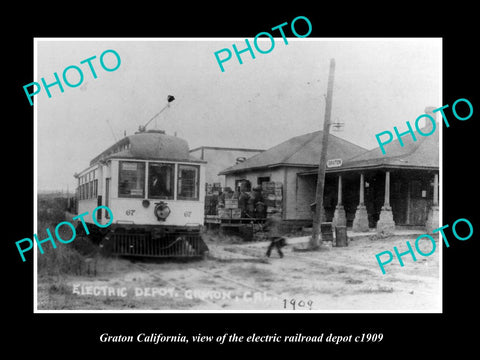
148, 163, 174, 199
177, 164, 199, 200
118, 161, 145, 198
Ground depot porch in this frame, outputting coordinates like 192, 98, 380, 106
299, 167, 439, 235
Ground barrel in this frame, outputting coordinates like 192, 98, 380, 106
335, 225, 348, 247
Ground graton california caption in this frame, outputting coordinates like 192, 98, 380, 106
34, 37, 444, 312
98, 332, 381, 344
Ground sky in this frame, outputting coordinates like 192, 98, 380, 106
36, 38, 441, 192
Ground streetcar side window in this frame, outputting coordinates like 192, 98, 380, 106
118, 161, 145, 198
77, 169, 98, 200
177, 164, 199, 200
148, 163, 174, 199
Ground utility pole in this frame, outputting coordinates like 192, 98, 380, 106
309, 58, 336, 250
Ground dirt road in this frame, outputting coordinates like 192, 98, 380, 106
37, 232, 441, 312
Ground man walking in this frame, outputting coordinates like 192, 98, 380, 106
264, 210, 287, 258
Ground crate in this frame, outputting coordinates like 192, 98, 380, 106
335, 226, 348, 247
218, 208, 231, 219
267, 206, 283, 214
231, 208, 242, 219
262, 181, 276, 191
225, 199, 238, 209
265, 199, 276, 207
206, 183, 213, 195
224, 191, 234, 200
212, 183, 221, 195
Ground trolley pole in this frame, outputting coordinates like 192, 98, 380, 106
139, 95, 175, 132
309, 58, 335, 250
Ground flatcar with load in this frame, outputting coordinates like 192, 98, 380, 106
73, 128, 209, 257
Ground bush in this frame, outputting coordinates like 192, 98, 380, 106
37, 194, 102, 276
37, 195, 67, 225
36, 219, 104, 276
37, 239, 85, 276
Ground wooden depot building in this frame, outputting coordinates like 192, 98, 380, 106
219, 108, 439, 235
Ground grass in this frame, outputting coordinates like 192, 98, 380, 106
37, 194, 100, 276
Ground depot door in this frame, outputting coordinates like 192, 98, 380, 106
408, 180, 428, 225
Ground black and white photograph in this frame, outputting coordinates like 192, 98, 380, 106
33, 38, 442, 312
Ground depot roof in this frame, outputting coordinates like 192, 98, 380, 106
335, 123, 439, 171
297, 124, 439, 176
218, 131, 368, 175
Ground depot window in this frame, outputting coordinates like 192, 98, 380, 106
257, 176, 270, 186
177, 164, 199, 200
148, 163, 174, 199
118, 161, 145, 198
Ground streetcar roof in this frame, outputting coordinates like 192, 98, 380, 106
89, 130, 206, 166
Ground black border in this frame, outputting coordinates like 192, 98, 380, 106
6, 5, 479, 355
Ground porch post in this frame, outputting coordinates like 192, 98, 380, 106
338, 175, 343, 205
353, 173, 369, 232
376, 170, 396, 236
359, 173, 365, 205
426, 172, 440, 233
384, 171, 390, 206
332, 175, 346, 228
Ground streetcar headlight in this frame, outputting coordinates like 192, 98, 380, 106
154, 202, 170, 221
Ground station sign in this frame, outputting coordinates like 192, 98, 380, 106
327, 159, 342, 168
